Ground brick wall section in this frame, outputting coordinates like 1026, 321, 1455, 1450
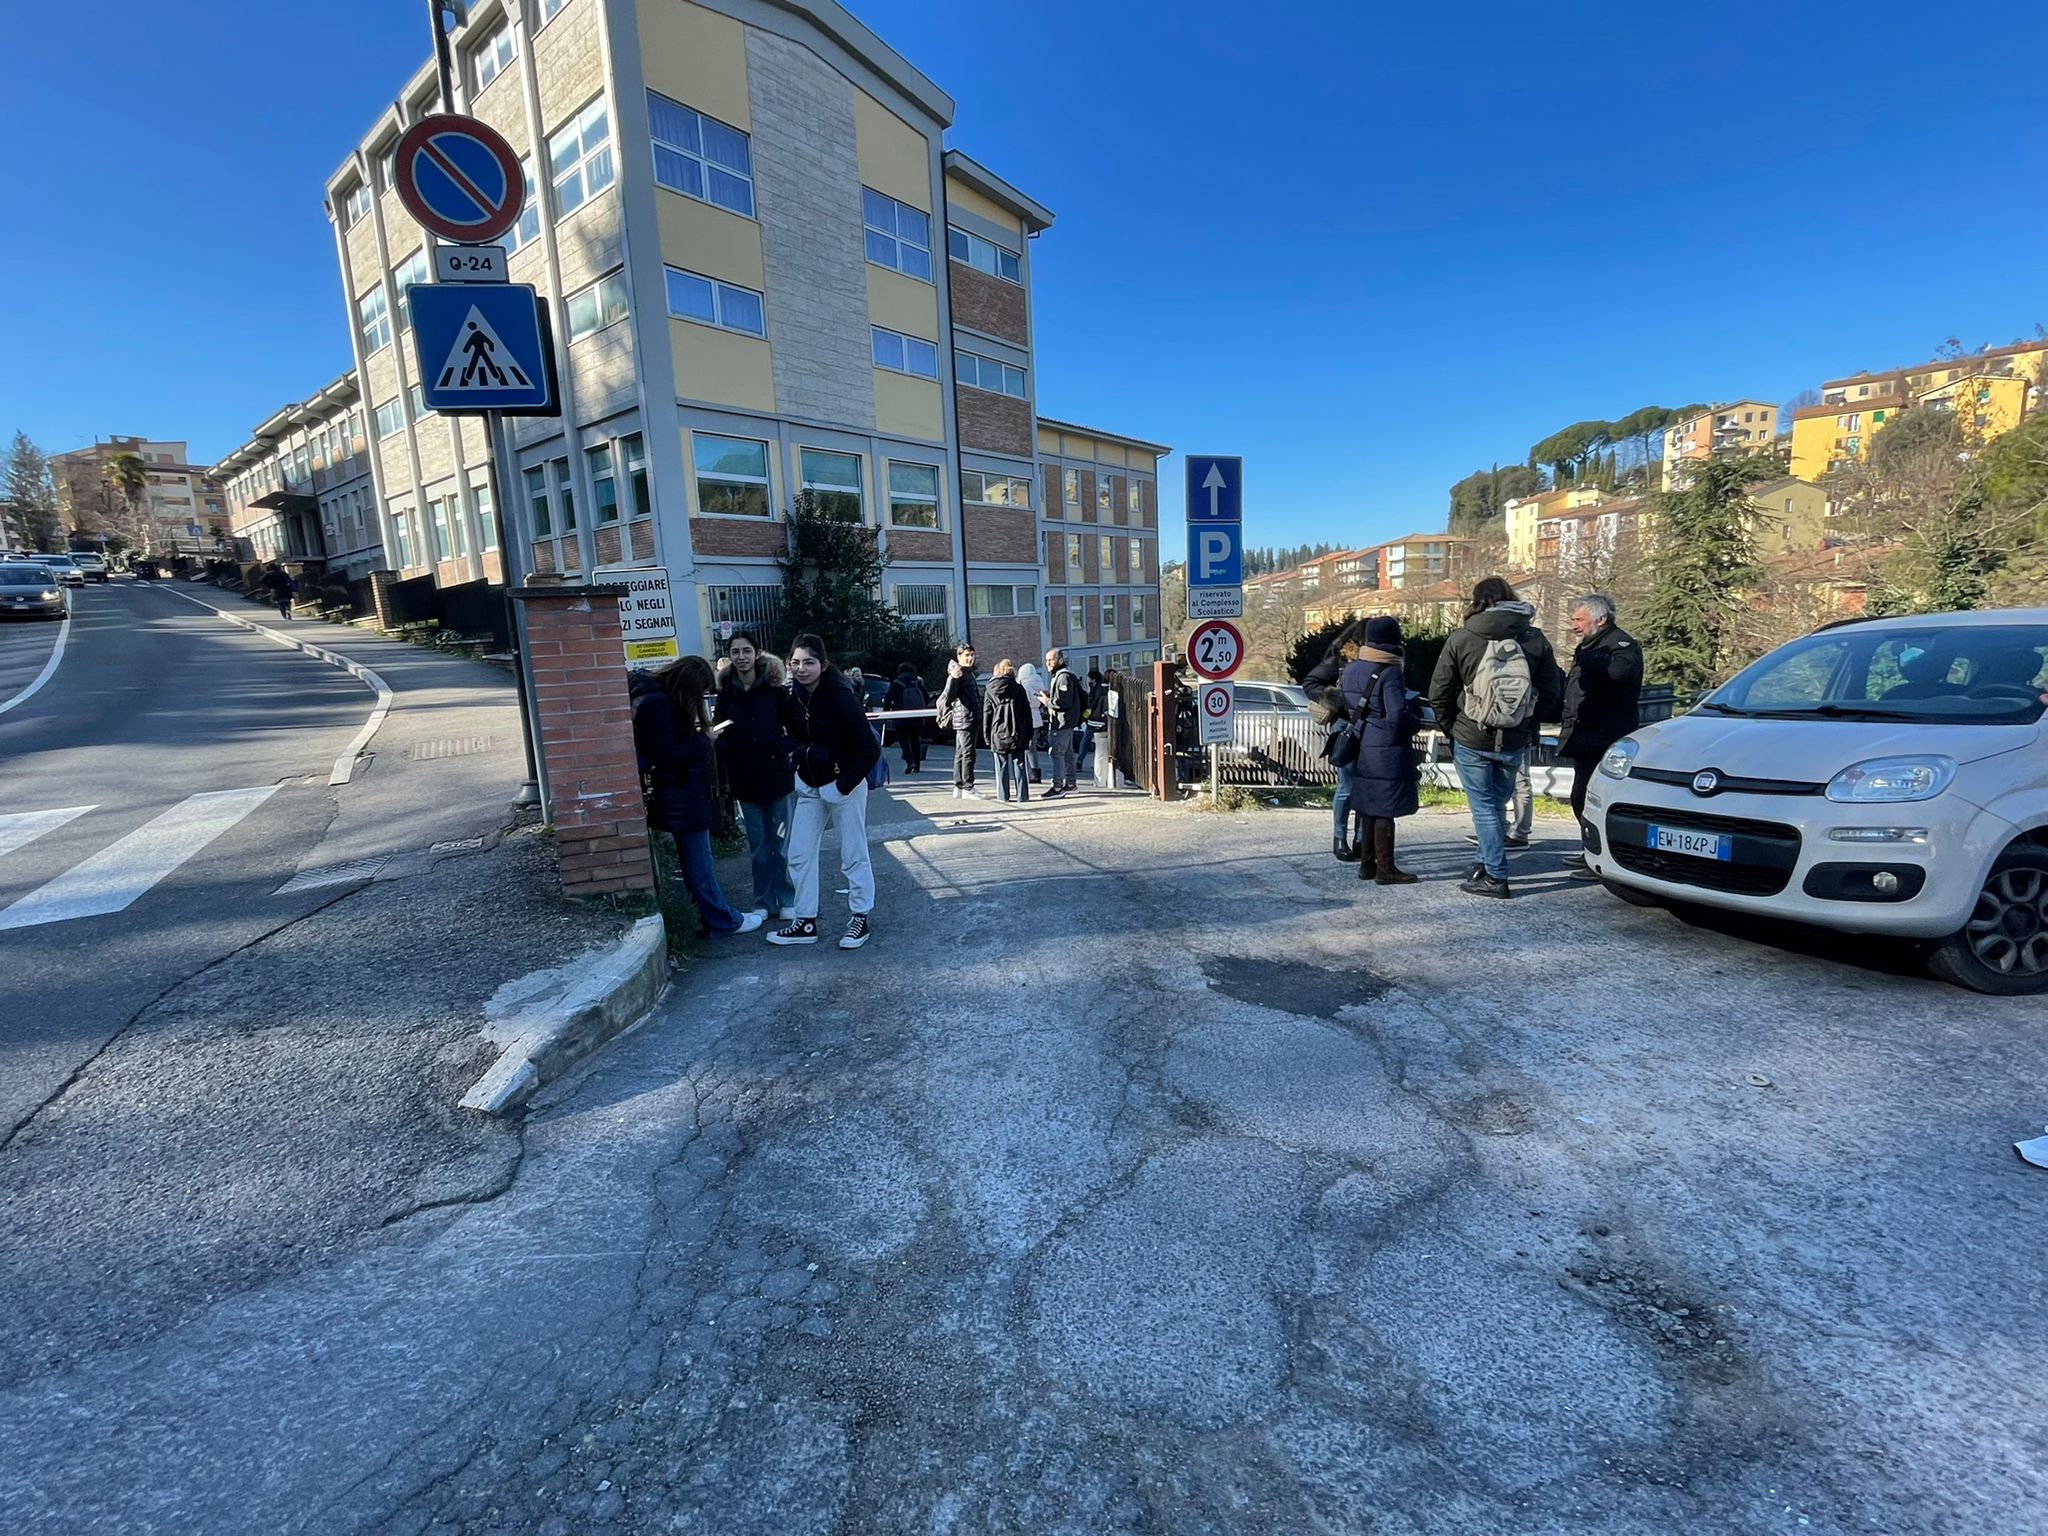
1141, 480, 1157, 529
629, 519, 656, 559
948, 265, 1028, 345
969, 613, 1040, 669
956, 388, 1033, 456
482, 551, 505, 586
690, 517, 788, 558
532, 541, 559, 574
513, 587, 655, 900
1044, 531, 1060, 584
1078, 470, 1096, 524
887, 528, 953, 563
595, 524, 624, 565
1044, 467, 1062, 520
369, 569, 399, 630
965, 504, 1037, 563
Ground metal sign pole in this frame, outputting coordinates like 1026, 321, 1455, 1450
483, 410, 543, 809
1210, 742, 1219, 804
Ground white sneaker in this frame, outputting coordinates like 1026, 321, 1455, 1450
734, 911, 765, 934
952, 787, 963, 800
744, 908, 768, 924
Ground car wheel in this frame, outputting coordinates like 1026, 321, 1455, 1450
1599, 876, 1664, 909
1927, 846, 2048, 996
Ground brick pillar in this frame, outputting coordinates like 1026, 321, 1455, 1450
368, 569, 399, 630
510, 585, 655, 900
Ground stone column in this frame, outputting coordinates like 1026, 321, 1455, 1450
509, 585, 655, 900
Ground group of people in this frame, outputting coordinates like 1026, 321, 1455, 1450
928, 643, 1121, 803
1306, 576, 1642, 899
630, 630, 880, 952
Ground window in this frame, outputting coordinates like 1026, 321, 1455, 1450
548, 97, 614, 218
391, 507, 417, 569
505, 158, 541, 253
429, 497, 454, 561
870, 326, 938, 379
695, 433, 770, 517
895, 584, 948, 629
1127, 480, 1140, 518
886, 462, 940, 528
1063, 533, 1083, 582
472, 24, 515, 91
706, 584, 782, 635
377, 144, 398, 195
800, 448, 863, 522
390, 249, 428, 330
538, 0, 568, 22
1102, 595, 1120, 640
358, 283, 392, 352
863, 189, 932, 280
665, 267, 765, 336
1068, 600, 1086, 644
1872, 409, 1887, 423
474, 482, 497, 549
1130, 593, 1147, 636
1098, 535, 1114, 576
587, 444, 619, 524
961, 470, 1031, 508
1128, 537, 1144, 580
1098, 476, 1113, 519
550, 457, 577, 530
622, 433, 651, 518
646, 92, 754, 217
523, 464, 553, 536
567, 270, 630, 339
409, 384, 429, 421
374, 398, 405, 439
1064, 469, 1079, 510
955, 349, 1026, 398
969, 584, 1016, 617
946, 226, 1022, 284
343, 182, 372, 228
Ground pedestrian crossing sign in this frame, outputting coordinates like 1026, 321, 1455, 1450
409, 282, 558, 415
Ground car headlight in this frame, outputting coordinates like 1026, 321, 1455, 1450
1598, 738, 1640, 780
1825, 756, 1956, 803
39, 589, 56, 600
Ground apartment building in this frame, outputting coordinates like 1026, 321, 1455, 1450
50, 438, 229, 556
1659, 400, 1777, 489
1037, 420, 1166, 677
212, 375, 387, 583
1377, 532, 1469, 590
320, 0, 1162, 663
1790, 339, 2048, 481
1503, 487, 1602, 570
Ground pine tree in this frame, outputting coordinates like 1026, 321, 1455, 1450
1635, 455, 1767, 692
4, 431, 60, 552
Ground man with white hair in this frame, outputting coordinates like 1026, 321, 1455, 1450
1558, 592, 1642, 878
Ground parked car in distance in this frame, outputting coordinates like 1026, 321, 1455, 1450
0, 564, 69, 620
1587, 608, 2048, 995
31, 554, 85, 587
1233, 681, 1311, 715
69, 552, 110, 582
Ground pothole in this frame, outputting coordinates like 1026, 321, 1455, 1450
1201, 955, 1393, 1019
1562, 1258, 1740, 1380
1448, 1090, 1535, 1136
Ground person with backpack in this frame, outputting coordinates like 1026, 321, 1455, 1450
1339, 616, 1422, 886
1428, 576, 1564, 899
981, 659, 1034, 803
883, 662, 929, 774
1039, 646, 1086, 798
712, 630, 796, 921
768, 634, 880, 950
934, 642, 983, 799
632, 656, 764, 938
1303, 619, 1368, 862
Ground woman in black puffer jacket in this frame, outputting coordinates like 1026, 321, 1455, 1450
712, 630, 795, 919
631, 656, 763, 937
766, 634, 882, 951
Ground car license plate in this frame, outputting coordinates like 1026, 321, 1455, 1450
1650, 825, 1731, 861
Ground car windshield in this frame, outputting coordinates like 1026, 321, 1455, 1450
1704, 622, 2048, 724
0, 568, 55, 586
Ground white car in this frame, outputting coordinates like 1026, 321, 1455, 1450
30, 554, 85, 588
1586, 609, 2048, 995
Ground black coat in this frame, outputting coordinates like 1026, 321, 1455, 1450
1559, 622, 1644, 760
713, 660, 795, 803
982, 675, 1033, 753
1044, 667, 1086, 731
935, 669, 981, 735
630, 674, 719, 835
1340, 656, 1421, 819
1426, 601, 1565, 753
790, 668, 881, 794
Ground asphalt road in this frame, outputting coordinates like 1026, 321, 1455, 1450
0, 579, 372, 1139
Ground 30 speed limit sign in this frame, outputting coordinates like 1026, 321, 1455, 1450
1185, 618, 1245, 681
1197, 680, 1234, 745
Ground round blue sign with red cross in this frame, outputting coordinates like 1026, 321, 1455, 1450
393, 114, 525, 244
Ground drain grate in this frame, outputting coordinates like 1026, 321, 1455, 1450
276, 856, 391, 894
408, 735, 493, 762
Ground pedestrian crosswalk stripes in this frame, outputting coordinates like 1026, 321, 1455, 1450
0, 787, 281, 933
0, 804, 94, 861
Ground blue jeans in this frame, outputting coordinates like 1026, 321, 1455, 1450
1455, 743, 1523, 881
1331, 776, 1363, 845
996, 750, 1030, 802
738, 795, 794, 914
679, 829, 746, 934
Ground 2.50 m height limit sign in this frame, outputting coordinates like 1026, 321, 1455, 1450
1185, 618, 1245, 681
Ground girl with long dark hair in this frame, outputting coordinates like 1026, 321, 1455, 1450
630, 655, 762, 937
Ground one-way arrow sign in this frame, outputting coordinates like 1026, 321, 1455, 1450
1185, 456, 1241, 522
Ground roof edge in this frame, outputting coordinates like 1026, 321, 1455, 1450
1037, 417, 1171, 456
943, 150, 1053, 232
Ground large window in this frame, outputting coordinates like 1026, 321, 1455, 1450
886, 462, 940, 528
665, 267, 765, 337
647, 92, 754, 217
969, 584, 1037, 618
548, 97, 615, 218
1063, 470, 1080, 510
471, 24, 515, 91
962, 470, 1031, 508
1102, 596, 1120, 641
549, 457, 577, 531
947, 226, 1022, 284
1128, 537, 1144, 581
343, 182, 372, 228
474, 482, 498, 549
393, 248, 428, 329
374, 398, 405, 439
1130, 594, 1147, 635
567, 269, 630, 340
955, 349, 1026, 399
694, 433, 770, 517
505, 158, 541, 252
895, 584, 948, 630
523, 464, 552, 536
429, 497, 455, 561
358, 284, 391, 353
391, 507, 417, 569
706, 584, 782, 636
622, 433, 651, 518
587, 444, 620, 524
1068, 600, 1086, 644
1098, 534, 1115, 576
863, 189, 932, 280
1063, 533, 1083, 583
800, 448, 862, 522
870, 326, 938, 379
1098, 474, 1113, 520
1127, 480, 1141, 518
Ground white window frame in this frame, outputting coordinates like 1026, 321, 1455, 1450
622, 433, 651, 519
537, 0, 569, 25
549, 456, 577, 532
505, 157, 541, 252
646, 91, 755, 218
946, 225, 1023, 285
471, 24, 515, 92
392, 248, 429, 330
799, 448, 864, 523
587, 443, 620, 525
567, 269, 630, 340
884, 460, 941, 530
473, 480, 498, 549
374, 398, 405, 439
955, 349, 1026, 399
665, 266, 765, 337
523, 463, 553, 537
547, 96, 615, 219
863, 188, 933, 281
343, 182, 372, 227
391, 505, 417, 569
358, 283, 392, 353
870, 326, 938, 379
428, 496, 455, 562
693, 432, 772, 518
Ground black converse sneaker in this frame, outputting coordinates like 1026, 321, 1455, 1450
839, 915, 871, 950
767, 917, 818, 946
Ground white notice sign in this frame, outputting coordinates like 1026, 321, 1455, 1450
1188, 585, 1244, 619
595, 564, 678, 668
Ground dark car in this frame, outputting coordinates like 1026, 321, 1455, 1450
0, 564, 68, 620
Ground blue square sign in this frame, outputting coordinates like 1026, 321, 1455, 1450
1188, 521, 1243, 587
411, 283, 558, 414
1185, 456, 1242, 522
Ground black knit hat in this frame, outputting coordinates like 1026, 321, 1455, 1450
1364, 616, 1403, 648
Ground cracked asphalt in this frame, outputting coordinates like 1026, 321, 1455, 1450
4, 786, 2044, 1535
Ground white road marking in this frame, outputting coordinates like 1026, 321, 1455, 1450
0, 805, 94, 860
0, 786, 281, 932
0, 612, 72, 717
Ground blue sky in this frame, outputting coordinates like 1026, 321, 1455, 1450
5, 0, 2045, 564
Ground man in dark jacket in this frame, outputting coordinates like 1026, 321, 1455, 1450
934, 642, 983, 799
1557, 593, 1642, 878
1039, 647, 1086, 797
263, 563, 297, 620
1428, 577, 1565, 899
982, 660, 1034, 803
882, 663, 929, 773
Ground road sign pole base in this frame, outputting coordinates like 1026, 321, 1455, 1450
512, 779, 541, 810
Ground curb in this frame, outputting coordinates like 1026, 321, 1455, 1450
460, 915, 670, 1115
152, 585, 394, 786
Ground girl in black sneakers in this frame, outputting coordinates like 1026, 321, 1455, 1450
766, 635, 881, 951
